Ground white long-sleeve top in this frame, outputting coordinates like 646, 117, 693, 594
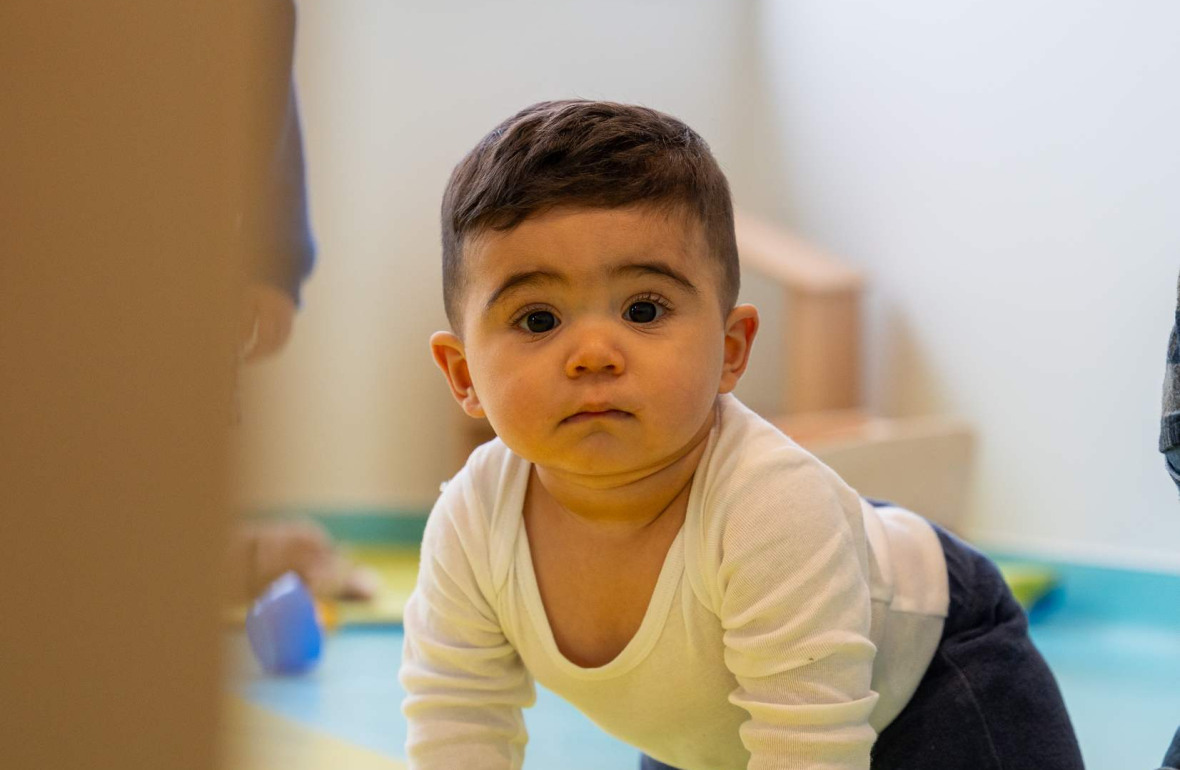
400, 395, 948, 770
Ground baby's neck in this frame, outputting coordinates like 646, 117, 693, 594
530, 411, 714, 536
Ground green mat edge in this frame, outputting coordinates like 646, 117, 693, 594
247, 508, 430, 546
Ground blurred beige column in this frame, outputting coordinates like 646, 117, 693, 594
0, 3, 251, 769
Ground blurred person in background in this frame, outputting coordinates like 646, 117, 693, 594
226, 0, 375, 604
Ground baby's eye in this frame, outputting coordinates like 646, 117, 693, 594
518, 310, 560, 333
625, 301, 664, 324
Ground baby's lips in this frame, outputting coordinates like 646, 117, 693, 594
568, 401, 630, 418
562, 406, 635, 424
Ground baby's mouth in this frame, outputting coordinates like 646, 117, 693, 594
562, 407, 633, 424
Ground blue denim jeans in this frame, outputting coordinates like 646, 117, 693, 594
640, 525, 1084, 770
1161, 725, 1180, 769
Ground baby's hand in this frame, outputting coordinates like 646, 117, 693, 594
230, 519, 380, 602
240, 283, 296, 362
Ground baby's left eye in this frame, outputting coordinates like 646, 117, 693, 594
625, 301, 663, 324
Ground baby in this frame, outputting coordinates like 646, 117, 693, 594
400, 100, 1083, 770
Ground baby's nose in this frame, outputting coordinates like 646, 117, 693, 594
564, 325, 625, 377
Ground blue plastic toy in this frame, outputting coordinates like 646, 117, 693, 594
245, 571, 323, 675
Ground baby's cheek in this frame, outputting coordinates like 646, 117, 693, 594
483, 391, 549, 449
667, 365, 719, 406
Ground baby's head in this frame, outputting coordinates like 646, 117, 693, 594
432, 100, 758, 477
440, 100, 740, 334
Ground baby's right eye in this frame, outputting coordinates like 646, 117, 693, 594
517, 310, 560, 334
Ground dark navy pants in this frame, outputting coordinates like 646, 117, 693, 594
641, 525, 1084, 770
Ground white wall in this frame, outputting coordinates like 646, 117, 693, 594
236, 0, 752, 511
744, 0, 1180, 569
241, 0, 1180, 571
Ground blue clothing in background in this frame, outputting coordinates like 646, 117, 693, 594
241, 0, 315, 304
259, 82, 315, 304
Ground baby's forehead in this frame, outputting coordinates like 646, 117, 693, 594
466, 205, 710, 274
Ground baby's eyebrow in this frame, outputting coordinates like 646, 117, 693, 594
611, 261, 699, 295
482, 261, 698, 312
484, 269, 567, 312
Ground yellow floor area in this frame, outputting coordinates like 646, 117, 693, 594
222, 697, 406, 770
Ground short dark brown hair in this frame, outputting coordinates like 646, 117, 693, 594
440, 100, 739, 329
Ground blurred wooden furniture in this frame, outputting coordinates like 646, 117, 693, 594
0, 7, 274, 770
735, 211, 864, 414
736, 210, 975, 530
452, 211, 975, 530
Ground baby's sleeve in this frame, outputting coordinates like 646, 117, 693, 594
715, 455, 878, 770
399, 482, 535, 769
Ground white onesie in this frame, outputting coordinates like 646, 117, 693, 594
401, 394, 949, 770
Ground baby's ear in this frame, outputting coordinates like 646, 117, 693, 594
719, 304, 759, 395
430, 331, 485, 418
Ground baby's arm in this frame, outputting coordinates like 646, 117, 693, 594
715, 460, 878, 770
400, 494, 535, 769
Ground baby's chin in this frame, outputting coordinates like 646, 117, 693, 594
526, 439, 701, 485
